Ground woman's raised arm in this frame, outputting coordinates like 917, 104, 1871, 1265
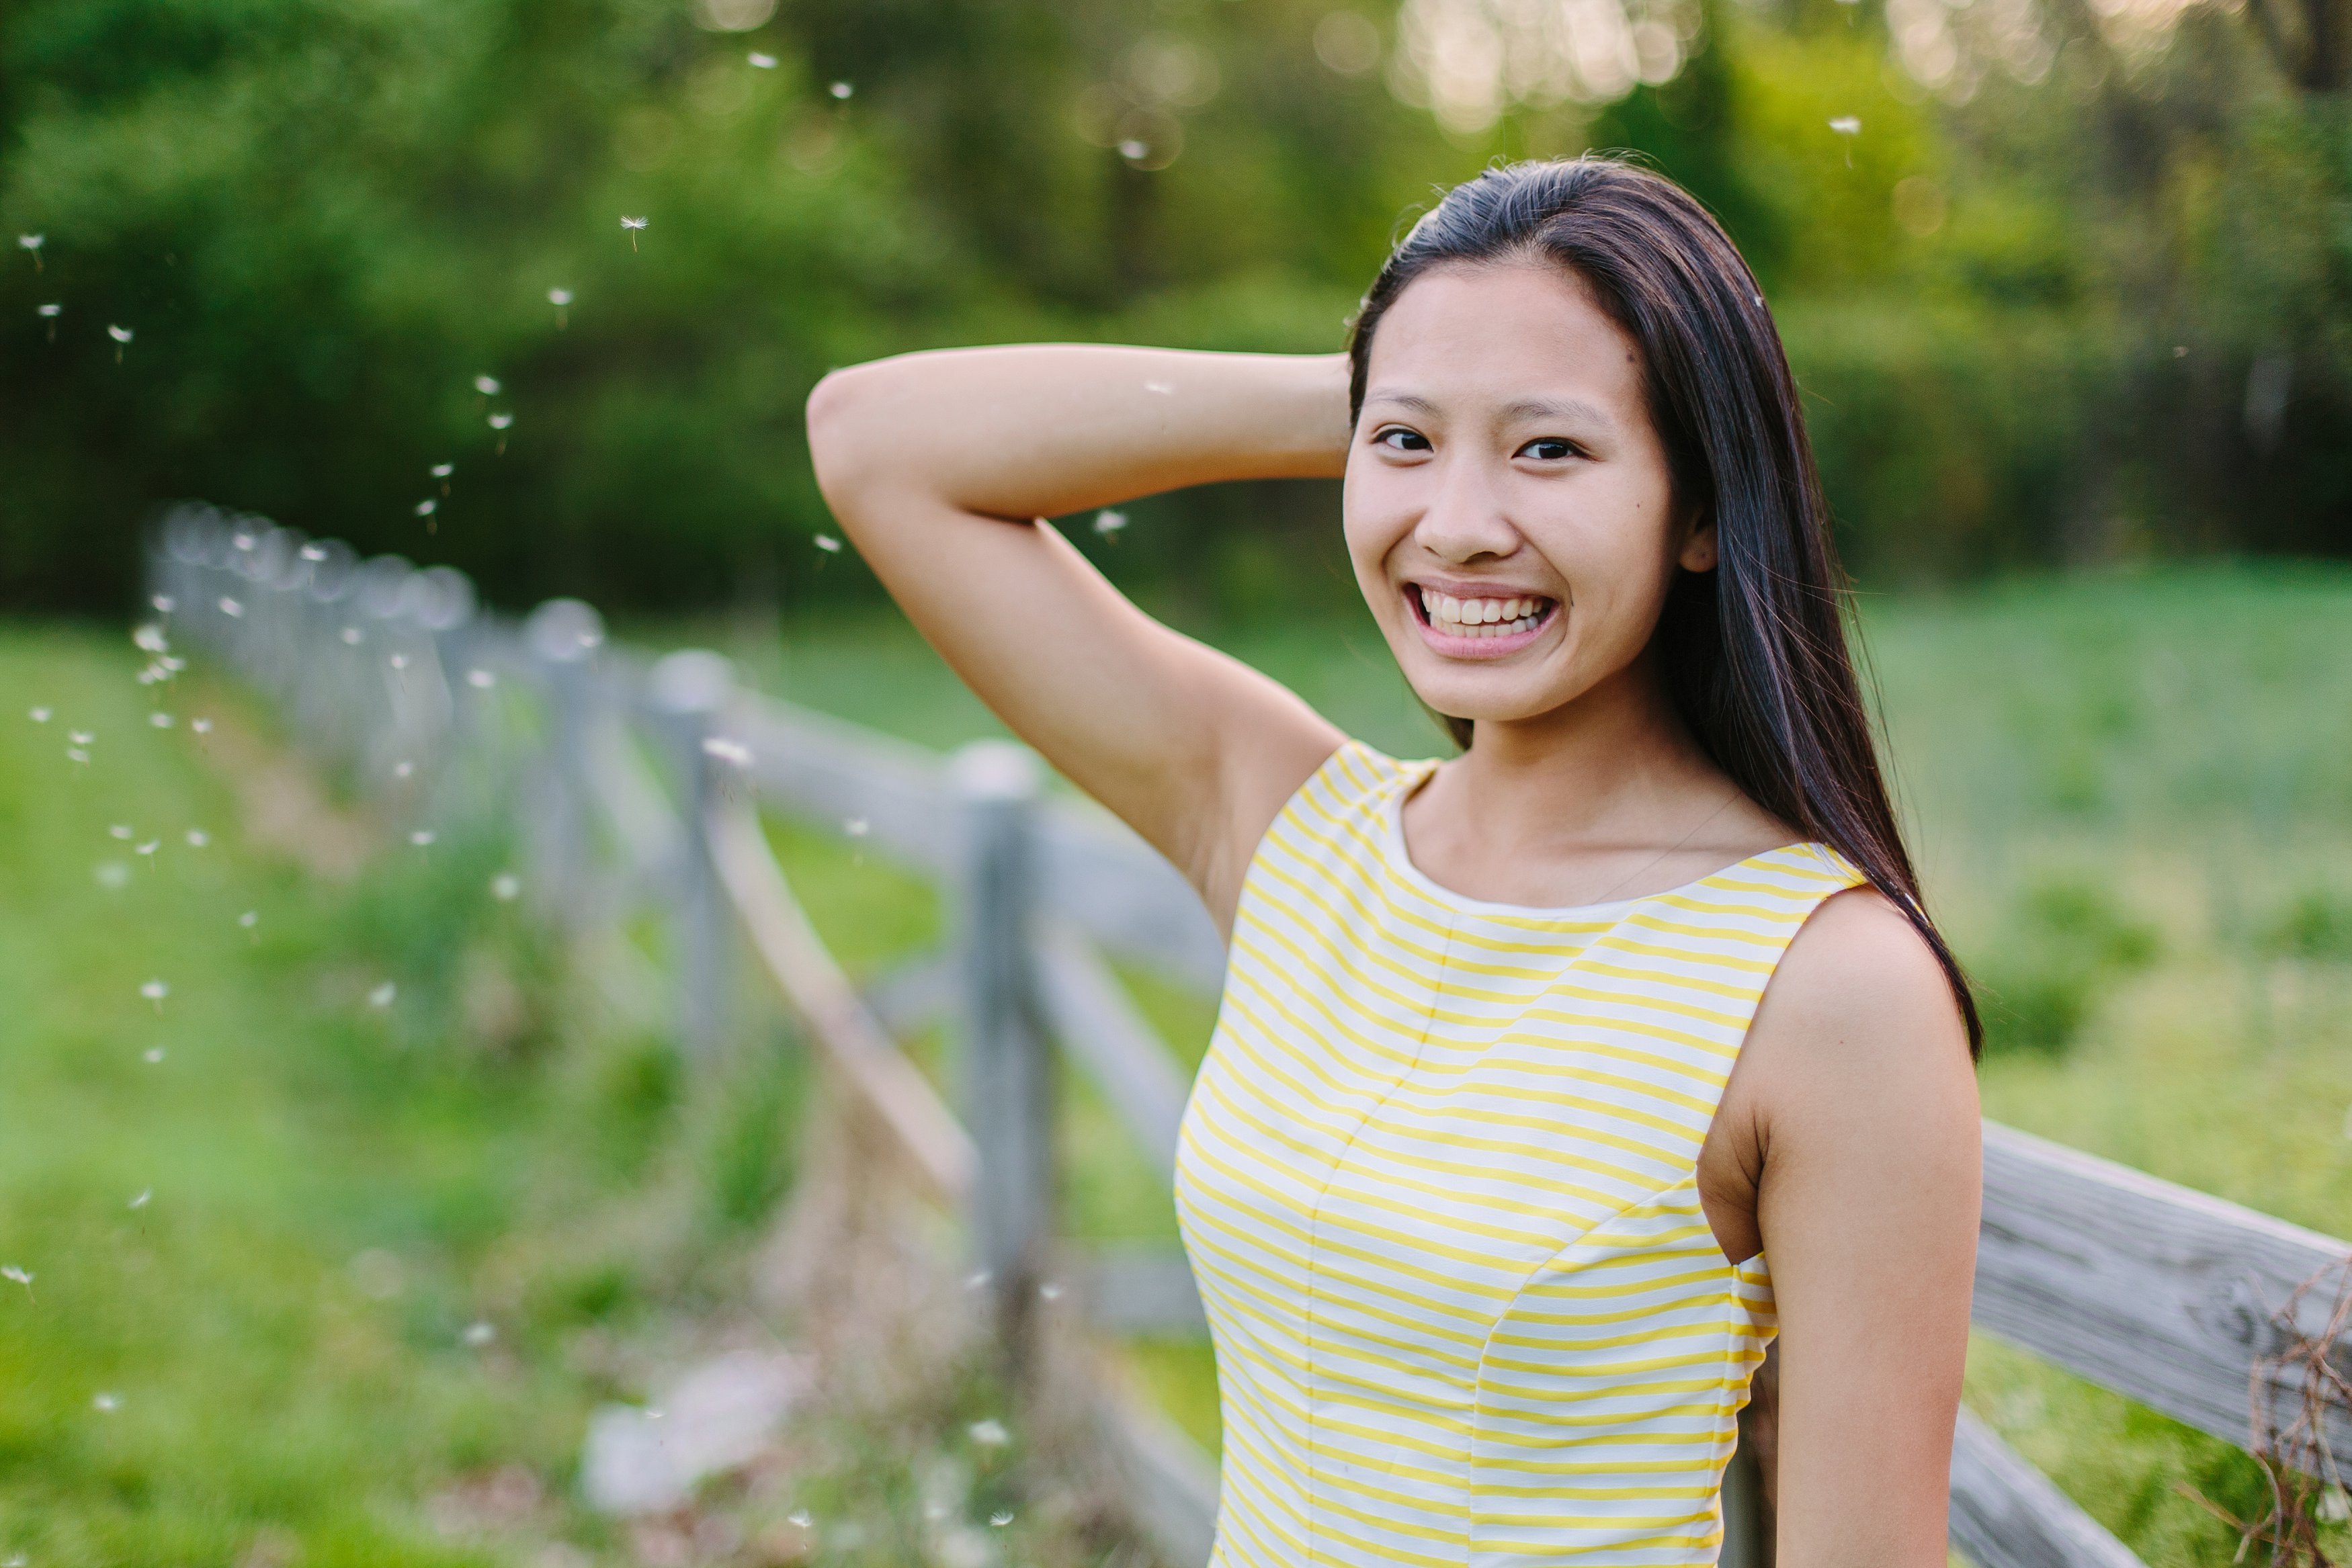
804, 345, 1351, 926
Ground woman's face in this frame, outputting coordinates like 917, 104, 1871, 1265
1343, 260, 1712, 731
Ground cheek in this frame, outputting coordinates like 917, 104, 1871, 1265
1340, 464, 1411, 587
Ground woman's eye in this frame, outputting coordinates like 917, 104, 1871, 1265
1519, 437, 1577, 462
1374, 427, 1431, 453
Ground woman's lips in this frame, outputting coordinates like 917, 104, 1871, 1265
1406, 583, 1558, 658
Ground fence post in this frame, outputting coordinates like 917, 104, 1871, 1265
951, 740, 1052, 1353
648, 650, 737, 1060
523, 599, 606, 926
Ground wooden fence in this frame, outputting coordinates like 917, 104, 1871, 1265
150, 505, 2351, 1568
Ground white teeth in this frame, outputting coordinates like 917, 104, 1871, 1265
1417, 588, 1551, 636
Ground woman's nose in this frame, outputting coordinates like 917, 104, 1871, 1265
1413, 458, 1522, 565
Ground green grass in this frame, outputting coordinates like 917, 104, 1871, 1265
659, 563, 2352, 1559
7, 563, 2349, 1565
0, 633, 815, 1566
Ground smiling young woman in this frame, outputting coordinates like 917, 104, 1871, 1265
806, 157, 1982, 1567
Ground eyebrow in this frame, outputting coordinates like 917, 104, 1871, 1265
1363, 390, 1615, 428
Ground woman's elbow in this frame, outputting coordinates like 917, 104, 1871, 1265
804, 363, 876, 505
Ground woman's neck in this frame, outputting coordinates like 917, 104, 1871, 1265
1402, 656, 1788, 908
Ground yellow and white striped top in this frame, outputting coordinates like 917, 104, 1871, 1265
1174, 741, 1865, 1567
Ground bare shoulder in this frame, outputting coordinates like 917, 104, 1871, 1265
1742, 886, 1979, 1162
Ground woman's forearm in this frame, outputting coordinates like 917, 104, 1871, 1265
806, 345, 1351, 525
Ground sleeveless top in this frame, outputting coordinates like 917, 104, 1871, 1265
1173, 740, 1867, 1567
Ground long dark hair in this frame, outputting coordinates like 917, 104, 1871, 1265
1348, 156, 1981, 1053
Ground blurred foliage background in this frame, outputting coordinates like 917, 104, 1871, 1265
1, 0, 2347, 613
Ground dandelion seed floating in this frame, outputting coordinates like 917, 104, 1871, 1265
136, 839, 159, 859
462, 1321, 495, 1346
1828, 116, 1860, 168
1093, 508, 1127, 540
149, 712, 172, 728
388, 653, 409, 672
749, 51, 778, 68
218, 597, 243, 618
2, 1264, 34, 1301
548, 287, 572, 329
144, 1045, 165, 1062
620, 214, 649, 251
129, 1188, 151, 1210
134, 623, 168, 654
28, 707, 50, 722
1118, 138, 1149, 163
186, 828, 208, 847
1038, 1280, 1064, 1300
369, 981, 396, 1008
989, 1511, 1014, 1528
67, 746, 89, 764
409, 829, 435, 847
69, 730, 93, 746
92, 1393, 121, 1413
968, 1418, 1009, 1448
140, 979, 168, 1010
341, 627, 362, 645
786, 1510, 813, 1530
813, 533, 842, 554
300, 542, 328, 562
491, 872, 521, 902
489, 410, 513, 454
107, 323, 132, 363
95, 861, 130, 890
152, 593, 175, 613
701, 735, 753, 767
110, 824, 132, 840
192, 717, 212, 735
1143, 380, 1174, 395
829, 81, 853, 98
466, 668, 495, 689
394, 760, 413, 779
474, 374, 501, 396
844, 816, 869, 837
38, 302, 60, 341
431, 463, 454, 498
415, 499, 436, 533
19, 234, 42, 271
239, 910, 259, 931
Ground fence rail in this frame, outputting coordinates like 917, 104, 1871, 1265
150, 506, 2349, 1568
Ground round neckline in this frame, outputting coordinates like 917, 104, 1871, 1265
1376, 753, 1794, 920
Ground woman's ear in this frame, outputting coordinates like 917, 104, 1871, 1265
1678, 514, 1718, 573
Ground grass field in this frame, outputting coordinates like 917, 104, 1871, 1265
5, 562, 2350, 1565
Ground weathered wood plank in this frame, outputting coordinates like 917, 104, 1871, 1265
706, 798, 976, 1207
1076, 1246, 1209, 1336
1032, 808, 1228, 996
1095, 1375, 1220, 1568
1033, 925, 1194, 1178
730, 693, 1229, 993
1975, 1122, 2352, 1469
729, 695, 961, 873
1949, 1408, 2146, 1568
